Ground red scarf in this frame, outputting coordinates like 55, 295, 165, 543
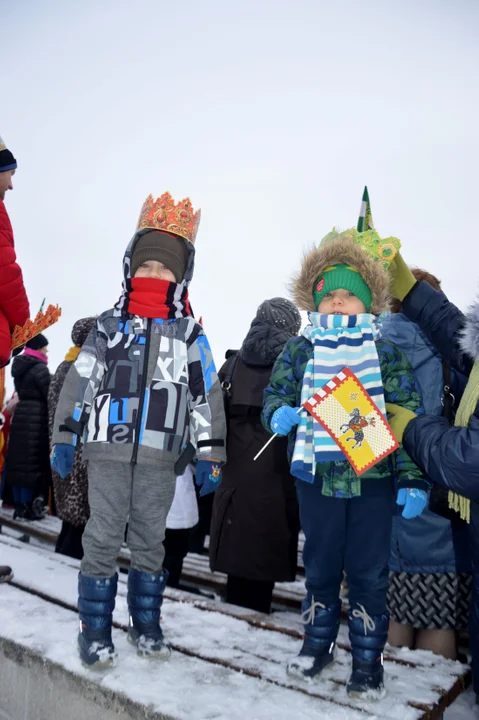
128, 278, 191, 319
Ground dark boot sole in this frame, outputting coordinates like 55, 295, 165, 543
79, 654, 117, 671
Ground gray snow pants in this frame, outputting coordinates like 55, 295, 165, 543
81, 459, 176, 578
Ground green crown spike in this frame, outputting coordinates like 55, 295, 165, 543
357, 186, 374, 232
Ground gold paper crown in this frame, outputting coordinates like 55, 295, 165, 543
11, 304, 62, 350
136, 192, 201, 244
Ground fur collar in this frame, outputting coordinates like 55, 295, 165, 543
291, 237, 390, 315
460, 300, 479, 362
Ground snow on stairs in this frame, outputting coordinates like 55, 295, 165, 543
0, 509, 307, 609
0, 533, 470, 720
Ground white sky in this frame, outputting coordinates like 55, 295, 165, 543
2, 0, 478, 380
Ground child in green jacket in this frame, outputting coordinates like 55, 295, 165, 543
262, 229, 428, 699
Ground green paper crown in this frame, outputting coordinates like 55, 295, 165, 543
319, 227, 401, 271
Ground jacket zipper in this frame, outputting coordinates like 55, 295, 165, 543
131, 318, 152, 465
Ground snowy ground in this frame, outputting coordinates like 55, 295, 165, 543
0, 535, 475, 719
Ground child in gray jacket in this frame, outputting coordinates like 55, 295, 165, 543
52, 192, 226, 668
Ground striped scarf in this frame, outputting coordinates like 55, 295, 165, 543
291, 313, 385, 491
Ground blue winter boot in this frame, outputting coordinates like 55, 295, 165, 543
77, 572, 117, 669
347, 605, 388, 700
127, 568, 170, 658
287, 596, 340, 680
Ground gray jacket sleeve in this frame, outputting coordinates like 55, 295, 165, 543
52, 321, 107, 446
187, 330, 227, 464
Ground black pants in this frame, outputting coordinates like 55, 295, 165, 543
226, 575, 275, 614
55, 521, 85, 560
188, 491, 214, 554
163, 528, 190, 588
297, 478, 394, 616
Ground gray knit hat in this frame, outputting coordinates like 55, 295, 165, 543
131, 231, 189, 283
255, 298, 301, 333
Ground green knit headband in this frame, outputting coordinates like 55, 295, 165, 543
313, 264, 372, 311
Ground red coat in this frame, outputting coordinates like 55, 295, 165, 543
0, 199, 30, 367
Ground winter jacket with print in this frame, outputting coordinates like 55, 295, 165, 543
52, 232, 226, 468
262, 335, 428, 492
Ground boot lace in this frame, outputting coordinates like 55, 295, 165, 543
352, 603, 375, 634
301, 596, 326, 625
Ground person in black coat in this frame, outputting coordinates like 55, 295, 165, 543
6, 334, 51, 520
209, 298, 301, 614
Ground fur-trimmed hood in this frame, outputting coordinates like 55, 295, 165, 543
291, 236, 391, 315
460, 300, 479, 362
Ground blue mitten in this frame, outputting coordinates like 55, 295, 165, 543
271, 406, 301, 435
51, 444, 75, 479
397, 487, 428, 519
195, 461, 222, 497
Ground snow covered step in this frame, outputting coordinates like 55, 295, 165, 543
0, 536, 470, 720
2, 584, 366, 720
0, 508, 307, 609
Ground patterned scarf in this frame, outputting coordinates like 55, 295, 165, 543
128, 278, 191, 320
291, 313, 385, 494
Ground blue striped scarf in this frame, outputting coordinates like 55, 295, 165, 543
291, 313, 385, 484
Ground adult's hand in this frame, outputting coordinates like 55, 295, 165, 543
386, 403, 416, 443
389, 253, 417, 301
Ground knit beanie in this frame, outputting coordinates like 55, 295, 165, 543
71, 317, 96, 347
256, 298, 301, 333
131, 231, 189, 283
26, 333, 48, 351
312, 264, 373, 312
0, 136, 17, 172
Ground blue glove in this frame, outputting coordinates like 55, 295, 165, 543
271, 406, 301, 435
397, 487, 428, 519
195, 460, 222, 497
51, 444, 75, 479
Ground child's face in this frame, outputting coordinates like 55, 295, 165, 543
317, 288, 367, 316
134, 260, 176, 283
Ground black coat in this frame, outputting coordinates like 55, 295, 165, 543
6, 354, 52, 492
209, 321, 300, 583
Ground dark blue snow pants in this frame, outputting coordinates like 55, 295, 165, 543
296, 478, 395, 616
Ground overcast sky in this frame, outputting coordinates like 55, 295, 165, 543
2, 0, 478, 381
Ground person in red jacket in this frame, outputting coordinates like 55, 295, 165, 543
0, 136, 30, 368
0, 136, 30, 584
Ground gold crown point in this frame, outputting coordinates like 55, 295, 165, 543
11, 304, 62, 350
136, 191, 201, 244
